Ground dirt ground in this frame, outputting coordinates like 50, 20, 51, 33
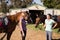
0, 26, 60, 40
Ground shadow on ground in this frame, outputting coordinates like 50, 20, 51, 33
52, 38, 60, 40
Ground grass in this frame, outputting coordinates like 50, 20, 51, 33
27, 24, 60, 34
27, 24, 40, 31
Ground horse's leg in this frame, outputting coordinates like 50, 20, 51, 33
0, 33, 6, 40
7, 32, 12, 40
6, 22, 16, 40
58, 28, 60, 32
59, 28, 60, 32
35, 21, 40, 28
35, 23, 39, 28
3, 25, 8, 33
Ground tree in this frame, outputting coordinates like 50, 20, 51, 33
41, 0, 60, 9
10, 0, 33, 8
1, 1, 7, 13
0, 0, 33, 13
24, 0, 33, 5
0, 0, 10, 13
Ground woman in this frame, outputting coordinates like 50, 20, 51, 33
18, 12, 27, 40
44, 14, 57, 40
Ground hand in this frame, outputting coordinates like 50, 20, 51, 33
22, 32, 25, 36
53, 27, 55, 29
21, 31, 25, 36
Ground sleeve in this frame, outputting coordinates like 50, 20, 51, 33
52, 19, 56, 23
45, 19, 46, 24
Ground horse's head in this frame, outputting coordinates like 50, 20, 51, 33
15, 12, 29, 22
7, 11, 29, 25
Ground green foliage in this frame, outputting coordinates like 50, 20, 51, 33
27, 24, 60, 33
0, 0, 33, 13
41, 0, 60, 9
1, 2, 7, 13
10, 0, 33, 8
55, 4, 60, 9
27, 24, 39, 31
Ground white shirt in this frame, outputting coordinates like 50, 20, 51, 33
45, 19, 55, 32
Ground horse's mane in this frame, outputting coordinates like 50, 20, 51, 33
7, 11, 28, 23
15, 12, 24, 22
7, 12, 22, 22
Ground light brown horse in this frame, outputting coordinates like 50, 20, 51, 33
35, 15, 46, 28
0, 12, 28, 40
35, 17, 40, 28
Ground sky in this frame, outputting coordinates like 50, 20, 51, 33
5, 0, 43, 6
5, 0, 11, 6
33, 0, 43, 5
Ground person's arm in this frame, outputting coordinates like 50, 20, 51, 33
19, 18, 24, 36
53, 22, 57, 29
52, 20, 57, 29
19, 19, 23, 31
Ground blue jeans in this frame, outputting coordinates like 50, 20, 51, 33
46, 31, 52, 40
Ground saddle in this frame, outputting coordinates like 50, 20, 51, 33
0, 16, 8, 27
0, 18, 3, 27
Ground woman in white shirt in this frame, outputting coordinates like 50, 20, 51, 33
44, 14, 57, 40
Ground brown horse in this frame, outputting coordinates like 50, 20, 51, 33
0, 12, 28, 40
35, 15, 46, 28
35, 15, 60, 32
35, 17, 40, 28
56, 15, 60, 32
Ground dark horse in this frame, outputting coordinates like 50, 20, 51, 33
35, 15, 60, 32
0, 12, 26, 40
35, 15, 46, 28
